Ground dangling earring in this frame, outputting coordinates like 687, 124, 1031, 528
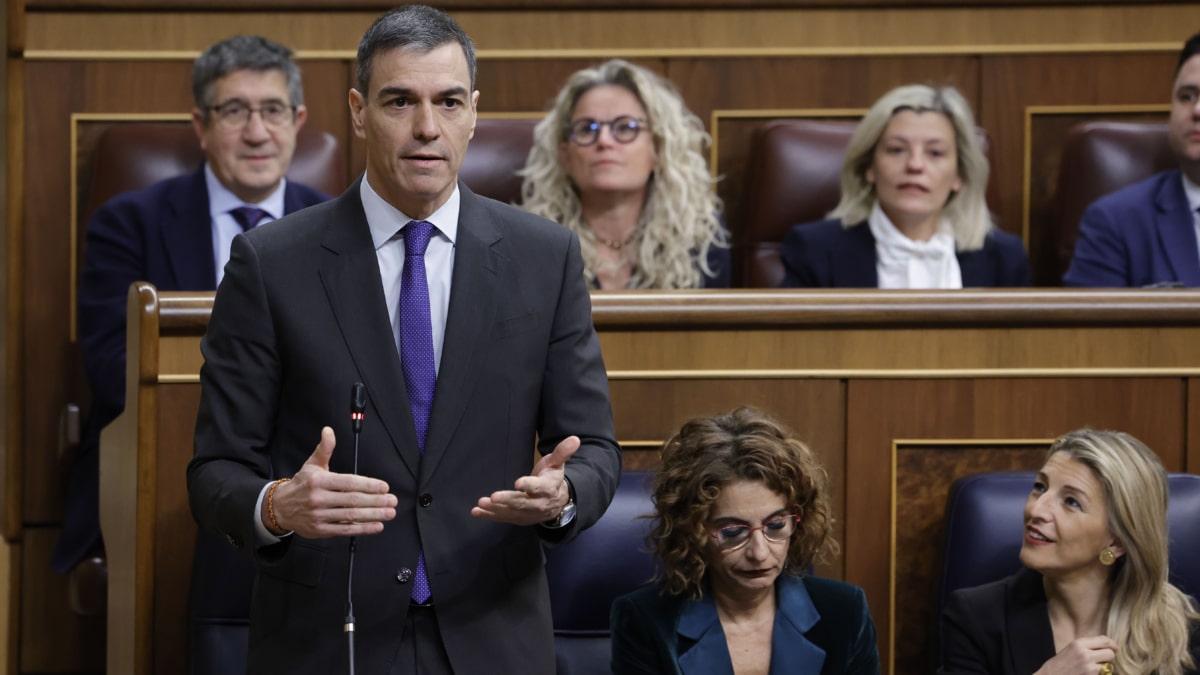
1098, 547, 1117, 566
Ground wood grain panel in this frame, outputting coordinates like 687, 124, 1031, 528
152, 385, 200, 675
609, 378, 847, 577
894, 442, 1048, 675
22, 6, 1198, 54
845, 377, 1186, 674
17, 528, 105, 673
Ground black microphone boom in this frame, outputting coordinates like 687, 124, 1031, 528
346, 381, 367, 675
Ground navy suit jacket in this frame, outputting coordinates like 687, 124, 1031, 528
187, 181, 621, 673
940, 567, 1200, 674
1063, 170, 1200, 287
53, 166, 328, 573
779, 218, 1032, 288
611, 575, 880, 674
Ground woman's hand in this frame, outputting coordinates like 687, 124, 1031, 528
1034, 636, 1118, 675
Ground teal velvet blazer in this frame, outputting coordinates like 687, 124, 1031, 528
610, 575, 881, 674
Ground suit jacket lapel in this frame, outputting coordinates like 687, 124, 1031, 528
771, 576, 827, 673
317, 181, 418, 478
957, 247, 989, 287
1155, 173, 1200, 286
162, 166, 218, 290
420, 186, 501, 481
677, 593, 735, 675
834, 223, 879, 287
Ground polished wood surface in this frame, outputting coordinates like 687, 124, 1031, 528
98, 287, 1200, 675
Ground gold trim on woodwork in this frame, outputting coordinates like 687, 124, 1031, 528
24, 42, 1183, 62
69, 112, 194, 342
1020, 104, 1172, 248
160, 366, 1200, 384
709, 108, 866, 174
888, 437, 1053, 674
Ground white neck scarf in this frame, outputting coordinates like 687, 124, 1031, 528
868, 202, 962, 289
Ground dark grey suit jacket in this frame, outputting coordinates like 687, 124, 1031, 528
187, 180, 621, 674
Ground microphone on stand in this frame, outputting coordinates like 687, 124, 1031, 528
346, 382, 367, 675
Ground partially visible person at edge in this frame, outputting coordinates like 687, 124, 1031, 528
1064, 32, 1200, 287
187, 6, 620, 673
779, 84, 1030, 289
54, 34, 328, 581
520, 58, 729, 289
940, 429, 1200, 675
610, 407, 880, 674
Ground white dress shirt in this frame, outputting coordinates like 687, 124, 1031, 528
868, 202, 963, 289
204, 164, 286, 286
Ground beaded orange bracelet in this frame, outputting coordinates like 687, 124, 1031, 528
266, 477, 292, 534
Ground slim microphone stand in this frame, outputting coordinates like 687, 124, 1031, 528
346, 383, 367, 675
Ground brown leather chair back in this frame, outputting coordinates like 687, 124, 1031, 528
1051, 121, 1174, 284
461, 117, 539, 205
741, 120, 857, 287
83, 122, 346, 224
740, 119, 993, 288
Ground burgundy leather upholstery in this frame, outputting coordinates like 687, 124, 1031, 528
741, 120, 857, 288
461, 117, 539, 205
1051, 122, 1174, 284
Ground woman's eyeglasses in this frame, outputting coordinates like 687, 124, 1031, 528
565, 116, 648, 146
707, 514, 800, 552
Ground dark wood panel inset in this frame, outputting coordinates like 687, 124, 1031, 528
894, 443, 1045, 675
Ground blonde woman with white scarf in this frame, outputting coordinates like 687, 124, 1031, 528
779, 85, 1031, 288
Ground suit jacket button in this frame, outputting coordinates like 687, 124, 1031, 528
419, 493, 433, 507
397, 568, 413, 584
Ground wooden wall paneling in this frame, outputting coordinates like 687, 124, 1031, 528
24, 59, 194, 526
607, 377, 847, 578
292, 59, 354, 193
976, 52, 1176, 285
845, 376, 1186, 675
3, 0, 22, 549
18, 529, 104, 673
151, 385, 201, 675
893, 440, 1048, 675
1189, 379, 1200, 474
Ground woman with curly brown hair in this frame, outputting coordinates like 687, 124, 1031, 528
610, 407, 880, 674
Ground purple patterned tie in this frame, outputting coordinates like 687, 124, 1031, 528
229, 206, 269, 231
400, 220, 436, 604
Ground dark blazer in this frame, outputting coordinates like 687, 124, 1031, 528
1063, 170, 1200, 287
187, 180, 621, 674
779, 218, 1032, 288
610, 575, 880, 674
52, 166, 328, 573
940, 567, 1200, 674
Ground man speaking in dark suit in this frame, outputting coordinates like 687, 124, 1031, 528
187, 6, 621, 674
54, 35, 329, 583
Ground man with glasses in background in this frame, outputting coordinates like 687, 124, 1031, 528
53, 35, 329, 600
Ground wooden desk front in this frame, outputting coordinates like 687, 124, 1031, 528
102, 285, 1200, 674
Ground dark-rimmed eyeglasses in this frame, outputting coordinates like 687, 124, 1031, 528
707, 514, 800, 552
207, 99, 296, 129
566, 116, 648, 146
